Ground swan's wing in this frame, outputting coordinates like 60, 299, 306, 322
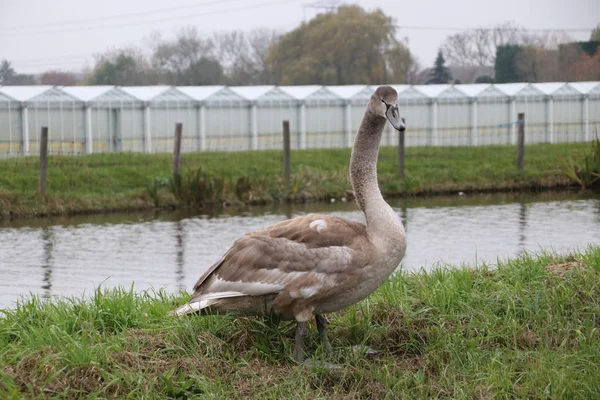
189, 214, 369, 303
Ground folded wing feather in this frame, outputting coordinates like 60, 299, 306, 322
185, 214, 368, 309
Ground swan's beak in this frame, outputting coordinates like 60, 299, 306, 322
386, 104, 406, 131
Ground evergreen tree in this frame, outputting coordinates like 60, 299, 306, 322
427, 50, 452, 84
494, 45, 522, 83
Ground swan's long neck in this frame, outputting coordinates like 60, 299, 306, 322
350, 109, 404, 243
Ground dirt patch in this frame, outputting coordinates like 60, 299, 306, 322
9, 350, 105, 397
545, 260, 584, 277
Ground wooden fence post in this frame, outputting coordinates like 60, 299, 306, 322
282, 120, 291, 188
517, 113, 525, 171
39, 127, 48, 199
172, 123, 183, 176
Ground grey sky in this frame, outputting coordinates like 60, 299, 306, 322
0, 0, 598, 75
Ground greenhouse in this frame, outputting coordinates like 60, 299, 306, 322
0, 82, 598, 158
0, 90, 20, 156
177, 86, 248, 152
230, 86, 298, 150
0, 86, 83, 156
121, 86, 195, 154
569, 81, 600, 142
62, 86, 144, 154
280, 86, 345, 149
457, 84, 509, 146
327, 85, 373, 147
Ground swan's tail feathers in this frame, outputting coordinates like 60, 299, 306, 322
171, 301, 205, 317
170, 291, 245, 317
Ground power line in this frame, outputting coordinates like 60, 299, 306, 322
0, 0, 304, 37
14, 60, 91, 69
396, 24, 593, 33
11, 54, 92, 64
0, 0, 246, 32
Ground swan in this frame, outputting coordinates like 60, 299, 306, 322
173, 85, 407, 362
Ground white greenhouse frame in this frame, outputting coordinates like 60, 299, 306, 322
280, 86, 346, 149
121, 86, 195, 154
0, 86, 83, 156
63, 86, 144, 154
178, 86, 249, 152
0, 90, 21, 157
231, 86, 298, 150
568, 82, 600, 142
0, 82, 598, 158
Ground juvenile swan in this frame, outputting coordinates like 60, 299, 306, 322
173, 86, 407, 362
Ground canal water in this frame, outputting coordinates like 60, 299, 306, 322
1, 191, 599, 309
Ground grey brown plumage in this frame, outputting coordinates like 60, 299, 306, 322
173, 86, 407, 362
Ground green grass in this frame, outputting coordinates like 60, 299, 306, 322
0, 142, 591, 219
1, 247, 600, 399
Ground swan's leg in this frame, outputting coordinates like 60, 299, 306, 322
315, 315, 332, 354
293, 321, 308, 362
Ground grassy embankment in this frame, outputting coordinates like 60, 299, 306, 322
1, 247, 599, 398
0, 142, 591, 220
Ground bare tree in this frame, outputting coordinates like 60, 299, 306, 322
471, 28, 494, 66
149, 27, 223, 85
443, 32, 473, 66
444, 21, 572, 67
247, 28, 280, 84
406, 58, 425, 84
212, 28, 279, 84
492, 21, 524, 48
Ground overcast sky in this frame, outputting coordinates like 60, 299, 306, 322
0, 0, 598, 75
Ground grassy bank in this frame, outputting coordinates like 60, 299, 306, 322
0, 142, 591, 220
1, 247, 600, 398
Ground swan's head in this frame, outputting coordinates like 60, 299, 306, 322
370, 86, 406, 132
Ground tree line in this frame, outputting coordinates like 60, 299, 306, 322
1, 5, 599, 87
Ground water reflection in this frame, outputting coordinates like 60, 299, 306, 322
518, 202, 527, 253
1, 191, 599, 309
175, 220, 186, 291
41, 227, 54, 299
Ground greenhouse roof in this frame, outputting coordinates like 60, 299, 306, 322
121, 86, 172, 101
280, 86, 344, 103
280, 85, 322, 99
415, 84, 452, 98
61, 86, 141, 104
533, 82, 567, 95
457, 84, 492, 97
177, 86, 247, 105
327, 85, 369, 100
494, 83, 530, 96
0, 90, 16, 103
177, 86, 224, 100
121, 86, 194, 104
391, 85, 410, 95
568, 81, 600, 95
0, 86, 81, 104
230, 86, 295, 103
396, 86, 428, 101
